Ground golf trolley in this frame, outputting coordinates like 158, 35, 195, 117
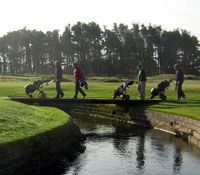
150, 80, 172, 100
25, 79, 54, 98
112, 81, 134, 100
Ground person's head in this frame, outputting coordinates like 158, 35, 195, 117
73, 62, 78, 68
55, 60, 61, 67
174, 63, 179, 70
137, 64, 142, 70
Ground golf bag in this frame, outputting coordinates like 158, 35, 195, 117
79, 77, 88, 89
113, 81, 134, 100
25, 79, 54, 98
150, 80, 172, 100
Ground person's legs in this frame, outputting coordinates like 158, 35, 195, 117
74, 80, 79, 98
178, 82, 185, 98
140, 81, 146, 99
55, 80, 64, 98
56, 80, 61, 98
78, 87, 86, 97
77, 83, 86, 97
137, 81, 143, 99
74, 80, 86, 98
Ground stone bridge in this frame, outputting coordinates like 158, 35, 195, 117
9, 97, 200, 148
10, 97, 162, 106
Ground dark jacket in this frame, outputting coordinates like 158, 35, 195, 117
176, 68, 184, 82
137, 69, 146, 81
55, 66, 62, 80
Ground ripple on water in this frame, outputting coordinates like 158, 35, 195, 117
62, 117, 200, 175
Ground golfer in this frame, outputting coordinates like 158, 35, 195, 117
174, 64, 185, 100
54, 61, 64, 98
137, 65, 146, 100
73, 62, 86, 99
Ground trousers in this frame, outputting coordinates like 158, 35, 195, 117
137, 81, 146, 99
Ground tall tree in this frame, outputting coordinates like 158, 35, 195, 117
0, 22, 199, 76
60, 24, 74, 73
103, 26, 121, 75
30, 30, 47, 74
0, 36, 9, 73
179, 30, 199, 74
161, 30, 181, 73
84, 22, 102, 75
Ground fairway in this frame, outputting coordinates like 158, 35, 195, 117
0, 75, 200, 120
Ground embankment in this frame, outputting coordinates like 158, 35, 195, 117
0, 100, 84, 175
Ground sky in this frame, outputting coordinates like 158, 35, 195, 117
1, 0, 200, 38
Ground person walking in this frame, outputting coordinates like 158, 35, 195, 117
54, 61, 64, 98
174, 64, 186, 100
73, 62, 86, 99
137, 65, 146, 100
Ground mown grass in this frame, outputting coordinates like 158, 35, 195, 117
0, 74, 200, 120
0, 99, 70, 145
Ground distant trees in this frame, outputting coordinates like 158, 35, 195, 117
0, 22, 199, 76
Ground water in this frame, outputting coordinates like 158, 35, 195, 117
48, 115, 200, 175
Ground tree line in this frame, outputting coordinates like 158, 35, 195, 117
0, 22, 199, 76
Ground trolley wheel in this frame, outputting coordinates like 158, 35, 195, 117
122, 95, 130, 100
85, 84, 88, 90
38, 91, 47, 99
125, 95, 130, 100
150, 95, 155, 99
112, 95, 117, 99
159, 94, 167, 101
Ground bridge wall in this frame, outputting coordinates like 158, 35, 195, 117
9, 97, 200, 148
59, 103, 200, 148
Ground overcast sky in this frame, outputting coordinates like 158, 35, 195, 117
1, 0, 200, 38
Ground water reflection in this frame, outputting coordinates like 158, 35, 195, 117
136, 135, 145, 169
173, 146, 183, 174
35, 114, 200, 175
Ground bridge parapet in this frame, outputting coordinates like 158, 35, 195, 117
10, 97, 162, 106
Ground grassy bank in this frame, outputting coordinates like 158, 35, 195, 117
0, 99, 70, 145
0, 74, 200, 120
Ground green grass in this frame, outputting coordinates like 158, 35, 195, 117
144, 100, 200, 119
143, 80, 200, 120
0, 99, 70, 145
0, 74, 200, 120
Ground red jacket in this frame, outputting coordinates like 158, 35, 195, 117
74, 67, 82, 80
